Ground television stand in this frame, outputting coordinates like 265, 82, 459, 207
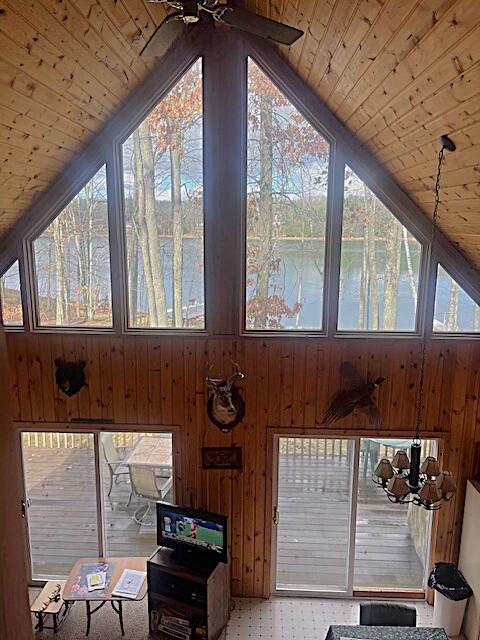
147, 546, 230, 640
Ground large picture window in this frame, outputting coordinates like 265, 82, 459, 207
245, 59, 330, 331
0, 260, 23, 326
338, 167, 422, 332
434, 265, 480, 333
33, 166, 112, 328
122, 59, 204, 329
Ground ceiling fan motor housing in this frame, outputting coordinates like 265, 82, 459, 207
182, 1, 200, 23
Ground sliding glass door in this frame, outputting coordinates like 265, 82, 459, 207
274, 437, 357, 594
21, 430, 174, 581
273, 436, 434, 595
22, 432, 99, 579
354, 438, 433, 591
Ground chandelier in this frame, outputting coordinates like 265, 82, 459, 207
372, 135, 457, 511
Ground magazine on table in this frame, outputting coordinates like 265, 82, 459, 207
86, 572, 107, 592
69, 562, 114, 598
111, 569, 146, 599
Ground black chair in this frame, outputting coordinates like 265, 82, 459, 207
360, 602, 417, 627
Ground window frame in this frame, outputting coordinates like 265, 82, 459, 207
432, 261, 480, 337
241, 55, 335, 337
115, 56, 207, 335
334, 162, 428, 337
27, 163, 115, 333
0, 258, 25, 330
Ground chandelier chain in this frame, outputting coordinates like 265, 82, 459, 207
414, 146, 445, 441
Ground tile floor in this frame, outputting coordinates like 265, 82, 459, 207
225, 597, 435, 640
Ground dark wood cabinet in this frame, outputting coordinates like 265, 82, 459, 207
147, 547, 230, 640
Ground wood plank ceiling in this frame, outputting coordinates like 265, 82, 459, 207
0, 0, 479, 269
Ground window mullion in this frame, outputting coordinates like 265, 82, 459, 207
325, 144, 345, 337
203, 31, 245, 336
106, 146, 128, 335
93, 432, 106, 557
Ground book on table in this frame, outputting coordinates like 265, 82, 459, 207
111, 569, 146, 599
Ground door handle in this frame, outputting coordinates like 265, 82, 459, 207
21, 498, 30, 518
273, 506, 280, 526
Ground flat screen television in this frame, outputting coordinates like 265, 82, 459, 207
157, 502, 228, 564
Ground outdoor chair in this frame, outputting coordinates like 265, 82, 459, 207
360, 602, 417, 627
101, 433, 130, 497
129, 464, 173, 525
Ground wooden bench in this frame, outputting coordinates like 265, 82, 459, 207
31, 580, 72, 632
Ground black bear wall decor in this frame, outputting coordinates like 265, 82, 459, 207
54, 359, 87, 397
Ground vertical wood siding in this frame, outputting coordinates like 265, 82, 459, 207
6, 333, 480, 597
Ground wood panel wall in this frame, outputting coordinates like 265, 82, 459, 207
0, 326, 33, 640
6, 332, 480, 597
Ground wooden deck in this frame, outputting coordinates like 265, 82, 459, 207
276, 452, 426, 592
24, 444, 426, 591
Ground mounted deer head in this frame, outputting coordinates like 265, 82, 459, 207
206, 361, 246, 433
54, 358, 86, 397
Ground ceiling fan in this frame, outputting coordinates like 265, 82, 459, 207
141, 0, 304, 58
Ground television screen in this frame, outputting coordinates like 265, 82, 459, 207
157, 503, 227, 562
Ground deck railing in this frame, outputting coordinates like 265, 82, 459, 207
21, 431, 165, 450
279, 437, 435, 462
22, 432, 435, 461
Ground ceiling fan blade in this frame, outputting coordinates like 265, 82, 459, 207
218, 6, 303, 45
141, 13, 186, 58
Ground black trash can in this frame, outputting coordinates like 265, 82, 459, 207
428, 562, 473, 636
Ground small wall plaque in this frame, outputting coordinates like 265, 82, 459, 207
201, 447, 243, 470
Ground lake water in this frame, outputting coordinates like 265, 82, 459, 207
31, 237, 478, 332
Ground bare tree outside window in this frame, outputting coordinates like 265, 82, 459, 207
33, 166, 112, 327
0, 260, 23, 326
434, 265, 480, 333
338, 167, 421, 331
245, 59, 330, 331
123, 59, 204, 329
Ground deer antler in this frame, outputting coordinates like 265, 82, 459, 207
226, 360, 245, 387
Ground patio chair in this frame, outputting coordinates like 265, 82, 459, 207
129, 464, 173, 525
101, 433, 130, 497
360, 602, 417, 627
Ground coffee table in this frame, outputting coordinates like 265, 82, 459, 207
63, 557, 147, 636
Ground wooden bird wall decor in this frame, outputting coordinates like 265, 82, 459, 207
322, 362, 384, 425
54, 359, 86, 397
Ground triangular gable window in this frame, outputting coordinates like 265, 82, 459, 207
32, 166, 112, 328
338, 167, 422, 332
122, 59, 204, 329
245, 58, 330, 331
434, 265, 480, 333
0, 260, 23, 327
